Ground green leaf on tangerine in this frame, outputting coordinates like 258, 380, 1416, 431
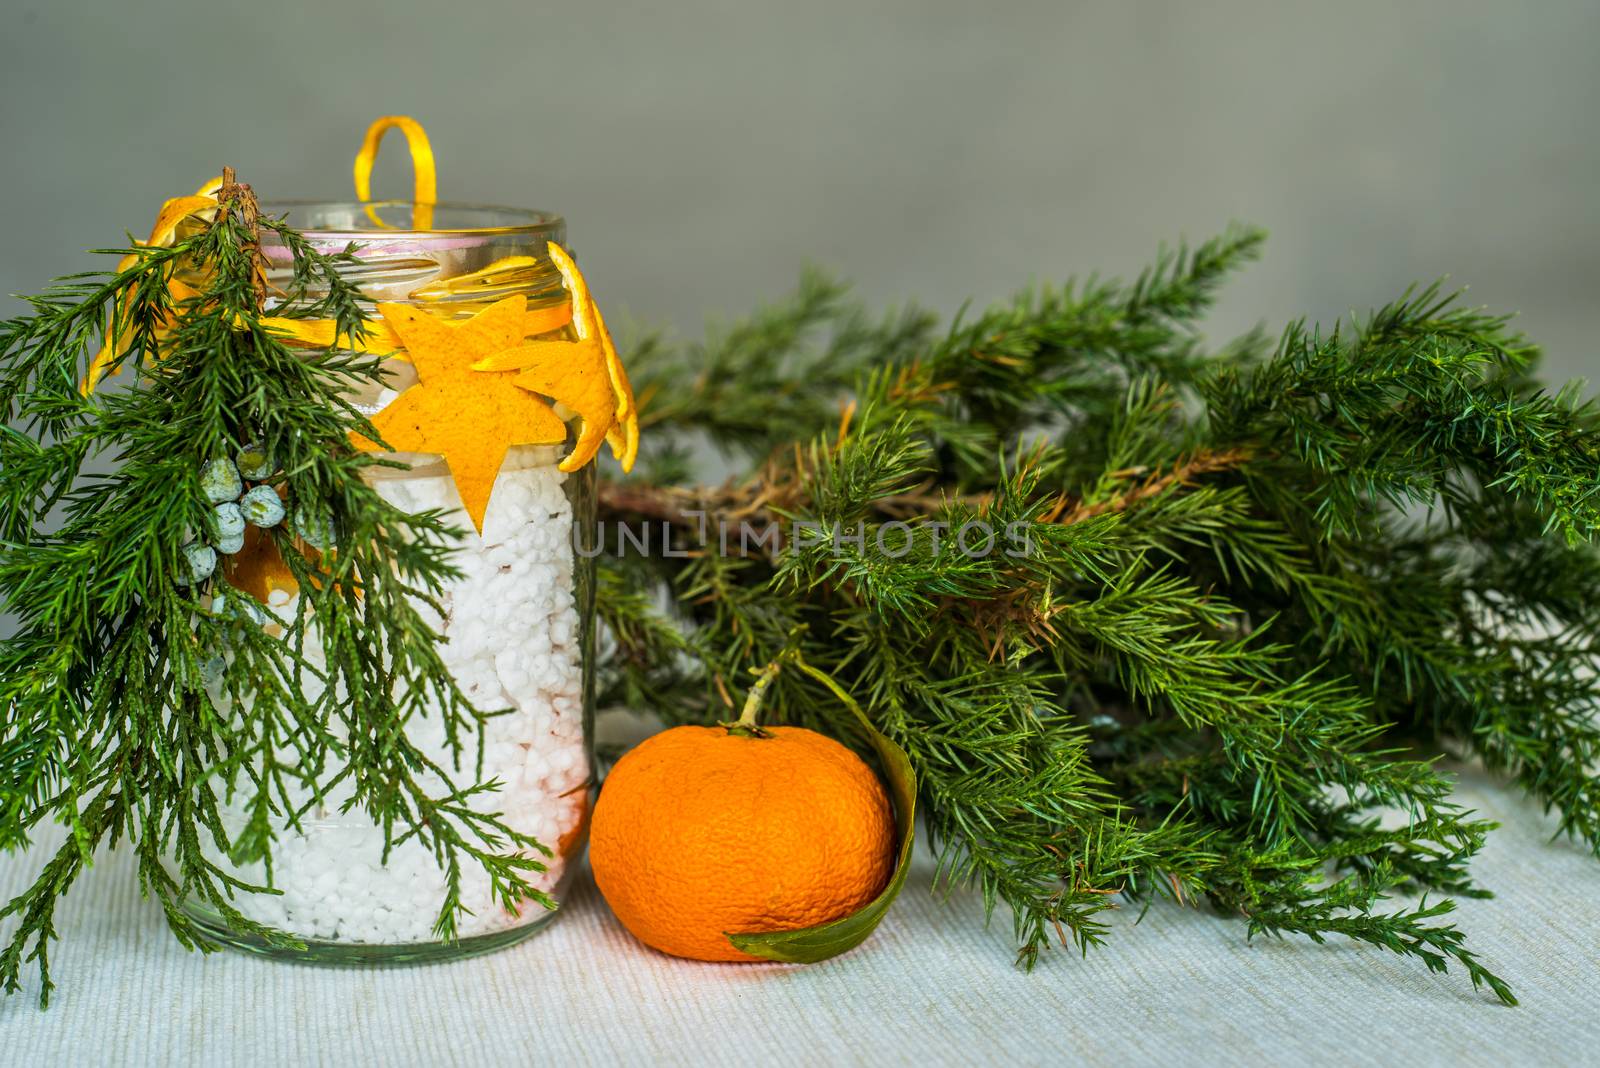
724, 661, 916, 964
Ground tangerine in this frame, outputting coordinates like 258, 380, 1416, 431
589, 723, 896, 962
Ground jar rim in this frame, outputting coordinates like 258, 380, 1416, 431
258, 199, 565, 240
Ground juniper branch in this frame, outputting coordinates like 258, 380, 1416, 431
592, 229, 1600, 1005
0, 183, 548, 1004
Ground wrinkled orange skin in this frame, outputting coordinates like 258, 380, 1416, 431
589, 725, 896, 962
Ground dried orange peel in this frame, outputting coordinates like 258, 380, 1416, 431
351, 295, 570, 534
598, 303, 639, 471
472, 241, 640, 473
353, 115, 437, 230
257, 300, 573, 358
225, 519, 304, 602
81, 176, 225, 393
411, 256, 548, 303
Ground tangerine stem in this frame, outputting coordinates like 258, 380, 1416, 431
736, 660, 783, 729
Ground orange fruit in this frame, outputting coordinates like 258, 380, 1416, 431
589, 723, 896, 962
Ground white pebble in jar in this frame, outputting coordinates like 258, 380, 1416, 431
208, 452, 590, 944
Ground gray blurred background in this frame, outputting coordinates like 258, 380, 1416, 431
2, 1, 1597, 381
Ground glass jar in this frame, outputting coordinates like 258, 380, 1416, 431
179, 203, 599, 964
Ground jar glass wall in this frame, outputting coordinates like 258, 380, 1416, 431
178, 204, 598, 964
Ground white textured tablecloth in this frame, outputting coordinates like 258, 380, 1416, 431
3, 763, 1597, 1067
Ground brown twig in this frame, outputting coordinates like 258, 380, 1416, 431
1052, 447, 1253, 527
215, 165, 267, 309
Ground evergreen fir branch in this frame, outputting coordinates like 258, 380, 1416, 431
1243, 886, 1516, 1007
631, 269, 938, 458
590, 228, 1600, 1005
1204, 304, 1600, 543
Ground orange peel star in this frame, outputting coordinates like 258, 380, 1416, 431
473, 333, 614, 473
353, 295, 567, 533
472, 241, 640, 473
